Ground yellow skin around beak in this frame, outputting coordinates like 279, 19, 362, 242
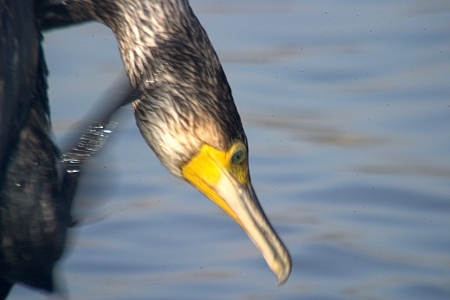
182, 142, 291, 285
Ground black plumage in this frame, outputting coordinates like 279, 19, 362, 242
0, 0, 131, 297
0, 0, 66, 295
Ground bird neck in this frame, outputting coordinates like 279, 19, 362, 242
93, 0, 197, 87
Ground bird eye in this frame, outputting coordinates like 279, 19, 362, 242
231, 149, 245, 165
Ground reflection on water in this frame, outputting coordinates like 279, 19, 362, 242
9, 0, 450, 299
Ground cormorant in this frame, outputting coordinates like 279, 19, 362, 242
1, 0, 292, 297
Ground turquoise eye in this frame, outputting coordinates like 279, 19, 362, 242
231, 149, 245, 164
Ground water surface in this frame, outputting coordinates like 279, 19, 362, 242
9, 0, 450, 299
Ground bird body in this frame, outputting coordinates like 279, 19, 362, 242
0, 0, 69, 295
0, 0, 136, 296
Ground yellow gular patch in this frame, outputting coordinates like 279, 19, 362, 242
182, 142, 250, 221
182, 144, 236, 219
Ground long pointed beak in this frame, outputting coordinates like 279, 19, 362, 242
182, 145, 291, 284
213, 165, 291, 285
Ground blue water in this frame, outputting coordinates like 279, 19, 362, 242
9, 0, 450, 299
